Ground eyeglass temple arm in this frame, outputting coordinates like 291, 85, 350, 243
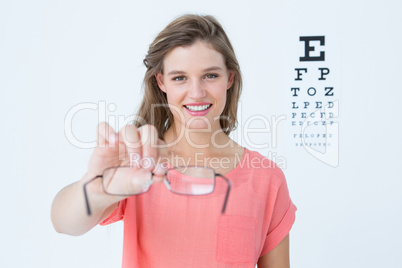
215, 174, 231, 214
83, 175, 103, 216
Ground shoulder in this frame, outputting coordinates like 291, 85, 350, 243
240, 148, 287, 187
242, 149, 285, 176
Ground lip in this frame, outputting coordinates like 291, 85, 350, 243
184, 102, 211, 106
183, 103, 212, 116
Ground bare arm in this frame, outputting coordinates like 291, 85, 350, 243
257, 234, 290, 268
51, 173, 119, 236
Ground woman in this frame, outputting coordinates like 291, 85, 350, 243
51, 14, 296, 267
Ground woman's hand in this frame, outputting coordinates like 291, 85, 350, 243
51, 122, 167, 236
84, 122, 168, 197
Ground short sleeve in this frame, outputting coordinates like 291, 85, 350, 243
260, 168, 297, 256
99, 199, 127, 226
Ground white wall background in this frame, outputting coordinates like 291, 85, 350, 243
1, 0, 401, 267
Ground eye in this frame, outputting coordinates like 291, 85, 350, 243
205, 73, 218, 79
173, 76, 186, 81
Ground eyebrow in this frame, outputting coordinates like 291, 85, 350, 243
166, 66, 223, 76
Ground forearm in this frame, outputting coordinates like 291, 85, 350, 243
51, 173, 118, 236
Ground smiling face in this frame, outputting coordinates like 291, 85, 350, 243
156, 41, 234, 133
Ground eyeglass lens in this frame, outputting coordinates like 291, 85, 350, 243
166, 166, 215, 195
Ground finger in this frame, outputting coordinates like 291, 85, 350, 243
138, 125, 159, 171
87, 123, 119, 175
102, 167, 153, 196
118, 125, 141, 166
156, 138, 168, 166
152, 139, 169, 183
97, 122, 118, 148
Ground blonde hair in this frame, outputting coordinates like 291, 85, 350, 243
135, 14, 242, 139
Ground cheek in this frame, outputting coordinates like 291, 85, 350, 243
167, 84, 188, 97
164, 88, 182, 105
216, 83, 229, 100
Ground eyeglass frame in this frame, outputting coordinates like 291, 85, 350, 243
83, 165, 231, 216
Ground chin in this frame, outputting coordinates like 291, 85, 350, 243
186, 121, 211, 130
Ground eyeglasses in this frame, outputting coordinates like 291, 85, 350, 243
83, 166, 231, 216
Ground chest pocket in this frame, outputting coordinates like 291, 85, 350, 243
216, 215, 258, 264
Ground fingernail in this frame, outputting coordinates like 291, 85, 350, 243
154, 163, 167, 176
108, 133, 116, 145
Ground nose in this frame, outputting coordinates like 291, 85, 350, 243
187, 80, 206, 99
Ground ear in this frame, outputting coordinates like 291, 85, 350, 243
155, 73, 166, 93
227, 71, 235, 90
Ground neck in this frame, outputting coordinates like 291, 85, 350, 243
163, 123, 244, 170
164, 124, 235, 155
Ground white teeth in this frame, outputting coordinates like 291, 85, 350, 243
185, 104, 211, 112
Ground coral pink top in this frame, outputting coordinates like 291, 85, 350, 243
101, 148, 297, 267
